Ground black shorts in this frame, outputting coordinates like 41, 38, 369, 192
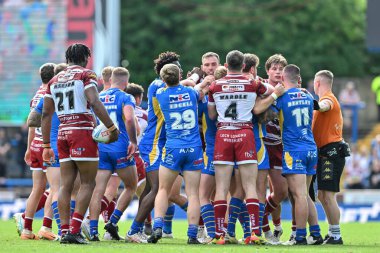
316, 142, 347, 192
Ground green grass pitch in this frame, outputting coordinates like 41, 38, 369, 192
1, 220, 379, 253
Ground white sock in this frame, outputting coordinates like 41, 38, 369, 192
330, 224, 341, 239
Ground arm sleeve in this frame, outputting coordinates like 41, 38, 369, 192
123, 94, 136, 108
256, 80, 269, 96
35, 97, 44, 114
83, 71, 98, 90
208, 82, 215, 105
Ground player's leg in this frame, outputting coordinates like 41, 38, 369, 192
70, 173, 80, 216
147, 165, 179, 243
102, 174, 120, 224
86, 169, 112, 241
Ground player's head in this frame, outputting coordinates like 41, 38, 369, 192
125, 83, 144, 106
201, 52, 220, 76
265, 54, 287, 84
282, 64, 301, 87
54, 63, 68, 75
160, 64, 180, 87
65, 43, 91, 67
39, 63, 56, 84
214, 66, 227, 80
314, 70, 334, 94
154, 51, 181, 77
225, 50, 244, 72
102, 66, 114, 84
243, 53, 259, 78
111, 67, 130, 88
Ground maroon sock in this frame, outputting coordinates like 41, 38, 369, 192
273, 218, 281, 227
104, 198, 116, 223
36, 191, 49, 213
145, 213, 152, 225
213, 200, 227, 238
70, 212, 84, 234
246, 198, 260, 235
24, 217, 33, 231
42, 216, 52, 228
264, 195, 278, 215
22, 213, 25, 219
101, 196, 110, 213
199, 216, 204, 226
292, 220, 296, 232
61, 224, 69, 235
262, 214, 270, 232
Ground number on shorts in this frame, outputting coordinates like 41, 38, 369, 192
170, 109, 196, 130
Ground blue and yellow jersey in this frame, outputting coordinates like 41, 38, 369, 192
156, 85, 202, 149
198, 96, 217, 155
139, 79, 166, 149
276, 87, 316, 151
252, 115, 267, 139
98, 87, 136, 152
35, 97, 60, 147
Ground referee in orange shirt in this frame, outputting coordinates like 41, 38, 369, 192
312, 70, 350, 245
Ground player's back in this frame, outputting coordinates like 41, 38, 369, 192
98, 87, 136, 152
157, 85, 201, 148
139, 79, 166, 147
209, 74, 267, 128
46, 65, 98, 129
135, 106, 148, 145
277, 88, 316, 151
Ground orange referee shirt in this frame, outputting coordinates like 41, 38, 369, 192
312, 91, 343, 148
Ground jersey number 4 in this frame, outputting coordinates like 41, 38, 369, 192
224, 102, 237, 120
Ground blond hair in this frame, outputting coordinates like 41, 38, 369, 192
315, 70, 334, 85
160, 64, 180, 86
102, 66, 114, 83
214, 66, 227, 80
111, 67, 130, 86
202, 52, 220, 63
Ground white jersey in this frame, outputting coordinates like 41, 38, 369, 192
135, 106, 148, 145
208, 73, 269, 129
45, 65, 98, 130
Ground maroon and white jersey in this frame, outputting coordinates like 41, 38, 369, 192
30, 85, 47, 141
208, 73, 269, 130
45, 65, 98, 131
135, 106, 148, 145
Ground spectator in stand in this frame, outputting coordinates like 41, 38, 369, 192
0, 128, 11, 183
338, 81, 361, 129
344, 144, 370, 189
371, 75, 380, 122
370, 135, 380, 189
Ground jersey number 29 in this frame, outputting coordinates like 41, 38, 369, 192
170, 109, 195, 130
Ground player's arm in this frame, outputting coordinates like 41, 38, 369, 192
253, 83, 285, 115
41, 96, 56, 164
135, 116, 141, 137
85, 86, 118, 143
208, 103, 217, 120
123, 105, 138, 159
315, 98, 333, 112
24, 126, 35, 165
27, 110, 42, 127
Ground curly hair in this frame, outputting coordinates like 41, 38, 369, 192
65, 43, 91, 65
154, 51, 180, 75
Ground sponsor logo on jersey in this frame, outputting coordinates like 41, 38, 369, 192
169, 93, 190, 103
289, 92, 307, 100
101, 95, 116, 103
179, 148, 194, 153
72, 147, 86, 156
222, 84, 245, 91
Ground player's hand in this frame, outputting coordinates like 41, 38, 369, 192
24, 149, 31, 165
126, 142, 137, 160
42, 148, 55, 166
274, 83, 285, 97
106, 128, 119, 144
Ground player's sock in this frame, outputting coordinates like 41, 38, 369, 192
180, 202, 188, 212
36, 191, 49, 213
90, 220, 99, 236
227, 197, 242, 237
295, 228, 307, 242
163, 204, 175, 234
200, 203, 216, 239
106, 198, 117, 222
262, 214, 270, 233
330, 224, 341, 240
213, 200, 227, 238
24, 217, 33, 231
128, 220, 144, 235
146, 213, 152, 225
42, 216, 53, 229
51, 201, 61, 235
238, 201, 251, 239
291, 220, 297, 237
246, 198, 260, 235
198, 216, 204, 226
109, 209, 123, 225
70, 200, 76, 217
258, 202, 265, 236
264, 195, 278, 215
61, 224, 69, 236
70, 212, 84, 234
153, 217, 164, 230
187, 224, 198, 239
101, 196, 110, 213
22, 213, 25, 219
309, 224, 321, 237
273, 218, 281, 228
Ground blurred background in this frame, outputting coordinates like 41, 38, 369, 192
0, 0, 380, 222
